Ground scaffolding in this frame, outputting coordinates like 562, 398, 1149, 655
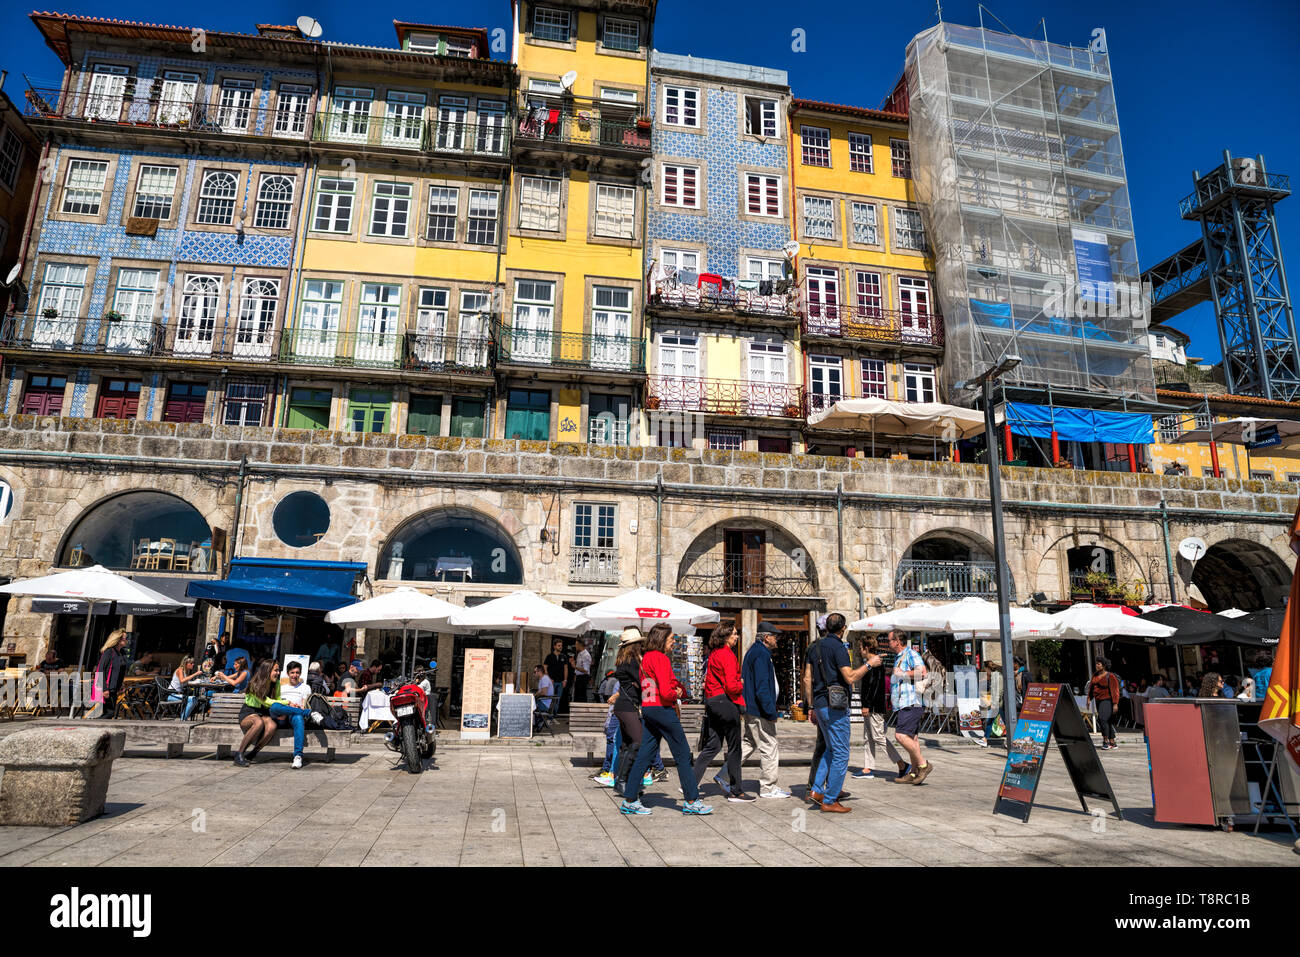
905, 18, 1156, 405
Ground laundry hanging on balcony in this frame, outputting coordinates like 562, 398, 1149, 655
1003, 402, 1153, 445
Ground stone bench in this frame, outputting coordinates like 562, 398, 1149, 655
571, 702, 705, 766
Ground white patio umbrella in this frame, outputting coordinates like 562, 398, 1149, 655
1048, 604, 1177, 639
446, 590, 589, 685
888, 597, 1062, 638
579, 587, 719, 632
847, 604, 934, 632
0, 565, 182, 715
325, 586, 460, 676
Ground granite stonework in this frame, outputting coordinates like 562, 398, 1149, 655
0, 727, 126, 826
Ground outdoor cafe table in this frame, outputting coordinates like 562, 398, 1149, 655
180, 679, 227, 718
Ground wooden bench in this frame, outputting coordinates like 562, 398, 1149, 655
571, 701, 706, 766
188, 693, 363, 762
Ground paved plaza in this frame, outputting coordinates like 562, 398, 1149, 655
0, 732, 1294, 866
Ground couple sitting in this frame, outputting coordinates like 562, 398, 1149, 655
234, 660, 325, 769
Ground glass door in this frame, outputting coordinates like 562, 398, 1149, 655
234, 278, 278, 359
355, 283, 401, 366
157, 71, 198, 125
175, 275, 220, 355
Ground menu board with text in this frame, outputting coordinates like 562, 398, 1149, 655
460, 648, 494, 740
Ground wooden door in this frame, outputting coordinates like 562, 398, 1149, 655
743, 530, 766, 594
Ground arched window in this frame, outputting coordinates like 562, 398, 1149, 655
196, 169, 239, 224
254, 174, 294, 229
60, 491, 210, 570
378, 509, 523, 584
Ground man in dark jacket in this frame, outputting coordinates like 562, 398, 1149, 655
739, 621, 790, 799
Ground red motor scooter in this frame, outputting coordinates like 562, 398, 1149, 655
385, 664, 438, 773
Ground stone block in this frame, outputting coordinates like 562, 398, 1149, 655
228, 442, 270, 463
728, 467, 761, 488
484, 454, 517, 475
303, 444, 342, 467
0, 727, 126, 826
661, 463, 691, 484
762, 469, 787, 489
269, 443, 304, 465
1195, 492, 1222, 510
136, 420, 178, 437
396, 434, 428, 450
139, 436, 180, 459
175, 422, 210, 441
66, 432, 102, 454
342, 447, 386, 469
179, 440, 224, 460
519, 455, 560, 477
789, 469, 819, 490
363, 432, 397, 449
518, 440, 549, 455
482, 439, 514, 454
464, 452, 486, 474
387, 451, 415, 470
562, 457, 607, 479
692, 465, 725, 486
100, 434, 141, 457
211, 424, 243, 441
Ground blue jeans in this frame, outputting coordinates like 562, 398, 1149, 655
623, 707, 698, 804
602, 713, 620, 773
813, 706, 851, 803
269, 702, 313, 757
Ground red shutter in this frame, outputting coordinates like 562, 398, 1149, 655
22, 387, 63, 416
663, 165, 677, 205
682, 167, 696, 207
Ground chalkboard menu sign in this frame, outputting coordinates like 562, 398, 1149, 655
497, 693, 534, 740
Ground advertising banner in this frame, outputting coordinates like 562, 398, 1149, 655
1072, 227, 1114, 304
955, 665, 987, 747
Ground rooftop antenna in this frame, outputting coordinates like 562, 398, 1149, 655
296, 15, 323, 39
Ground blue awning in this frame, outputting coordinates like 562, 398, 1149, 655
1005, 402, 1154, 445
186, 558, 365, 612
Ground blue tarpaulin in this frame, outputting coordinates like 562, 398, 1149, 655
1004, 402, 1153, 445
969, 299, 1122, 343
187, 558, 365, 612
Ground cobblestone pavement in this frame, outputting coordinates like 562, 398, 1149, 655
0, 737, 1294, 866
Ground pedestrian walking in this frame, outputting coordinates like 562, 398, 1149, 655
574, 638, 592, 704
802, 613, 874, 812
850, 634, 902, 779
619, 623, 713, 816
608, 628, 664, 794
740, 621, 790, 798
93, 629, 129, 718
981, 659, 1005, 739
887, 631, 934, 784
1088, 656, 1122, 750
690, 622, 752, 801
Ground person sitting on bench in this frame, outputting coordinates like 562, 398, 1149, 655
235, 660, 323, 769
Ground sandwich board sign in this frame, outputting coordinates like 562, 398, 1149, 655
993, 683, 1121, 823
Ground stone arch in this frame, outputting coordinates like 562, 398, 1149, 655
1031, 530, 1150, 603
1191, 537, 1290, 611
894, 527, 1014, 600
376, 505, 526, 585
55, 489, 213, 570
675, 516, 819, 597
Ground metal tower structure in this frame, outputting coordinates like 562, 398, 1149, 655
1144, 152, 1297, 400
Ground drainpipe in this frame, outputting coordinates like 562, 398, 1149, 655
225, 454, 248, 576
1159, 494, 1177, 603
837, 483, 864, 619
654, 471, 663, 591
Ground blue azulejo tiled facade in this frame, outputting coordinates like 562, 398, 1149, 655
646, 53, 792, 278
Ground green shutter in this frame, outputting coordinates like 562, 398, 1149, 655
287, 389, 331, 430
408, 395, 442, 436
450, 397, 485, 438
348, 389, 391, 433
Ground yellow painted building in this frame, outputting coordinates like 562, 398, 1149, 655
1149, 389, 1300, 483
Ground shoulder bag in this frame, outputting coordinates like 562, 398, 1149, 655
813, 641, 850, 710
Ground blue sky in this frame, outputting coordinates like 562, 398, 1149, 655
3, 0, 1298, 362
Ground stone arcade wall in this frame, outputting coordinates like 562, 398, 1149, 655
0, 413, 1292, 662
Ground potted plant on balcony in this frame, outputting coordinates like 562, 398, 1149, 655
103, 309, 123, 322
41, 307, 59, 319
635, 115, 652, 132
1053, 458, 1073, 469
782, 402, 801, 418
645, 394, 661, 410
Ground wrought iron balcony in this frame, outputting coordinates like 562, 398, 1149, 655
802, 305, 944, 348
569, 546, 620, 584
895, 560, 1012, 601
494, 325, 646, 374
0, 313, 281, 361
649, 278, 798, 321
647, 376, 805, 419
677, 554, 817, 598
516, 96, 650, 155
404, 332, 493, 374
24, 87, 312, 140
315, 111, 510, 157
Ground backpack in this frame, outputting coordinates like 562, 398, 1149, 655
307, 693, 352, 731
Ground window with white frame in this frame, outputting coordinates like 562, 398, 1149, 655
662, 86, 699, 127
475, 100, 507, 154
111, 267, 159, 324
298, 280, 343, 351
893, 207, 926, 250
591, 286, 632, 369
848, 132, 873, 173
707, 430, 743, 451
854, 271, 883, 318
253, 174, 294, 229
660, 249, 699, 275
329, 87, 373, 140
903, 362, 936, 403
661, 164, 699, 208
528, 78, 564, 98
594, 184, 635, 238
457, 290, 492, 366
801, 126, 831, 166
533, 6, 572, 41
805, 267, 840, 323
600, 88, 639, 105
850, 201, 878, 245
1251, 470, 1275, 482
37, 263, 87, 317
809, 355, 843, 406
1288, 473, 1300, 483
84, 64, 130, 121
802, 195, 834, 239
235, 278, 278, 355
891, 138, 912, 178
744, 97, 778, 138
862, 358, 887, 398
357, 283, 401, 359
511, 279, 555, 361
745, 173, 782, 217
195, 169, 239, 225
176, 274, 221, 351
131, 164, 178, 220
0, 127, 23, 190
1156, 414, 1184, 443
155, 70, 198, 125
369, 181, 412, 237
574, 503, 616, 548
435, 96, 468, 151
61, 159, 109, 215
745, 257, 784, 281
658, 332, 698, 378
518, 175, 561, 231
426, 186, 459, 242
223, 381, 268, 426
312, 177, 354, 232
415, 288, 449, 361
444, 37, 475, 58
602, 16, 639, 51
748, 338, 787, 384
216, 78, 254, 132
273, 83, 312, 136
384, 90, 426, 146
467, 189, 499, 245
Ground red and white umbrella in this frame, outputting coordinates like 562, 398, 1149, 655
579, 587, 719, 632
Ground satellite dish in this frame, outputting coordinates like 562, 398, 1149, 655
560, 70, 578, 91
296, 15, 323, 38
782, 241, 801, 259
3, 262, 21, 287
1177, 537, 1208, 562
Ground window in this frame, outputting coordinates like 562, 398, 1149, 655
748, 339, 787, 387
588, 395, 629, 446
384, 90, 426, 146
444, 38, 475, 58
898, 276, 932, 333
808, 355, 843, 409
36, 263, 87, 331
661, 249, 700, 274
274, 83, 312, 136
156, 71, 198, 125
1156, 414, 1183, 443
0, 127, 23, 190
600, 88, 638, 105
805, 267, 840, 324
528, 78, 564, 97
862, 359, 887, 399
287, 387, 333, 430
369, 181, 412, 237
1202, 468, 1217, 478
108, 267, 158, 352
408, 395, 442, 436
349, 389, 391, 433
223, 382, 267, 426
603, 17, 639, 51
131, 165, 177, 220
661, 164, 699, 208
849, 132, 873, 173
61, 159, 109, 215
22, 375, 67, 416
1153, 334, 1167, 348
1288, 474, 1300, 483
357, 284, 401, 363
903, 362, 936, 403
662, 86, 699, 127
801, 126, 831, 166
313, 177, 354, 232
745, 173, 782, 217
295, 279, 343, 360
850, 201, 878, 245
216, 79, 254, 132
163, 382, 208, 423
1250, 470, 1275, 482
85, 65, 130, 121
504, 388, 550, 441
574, 503, 616, 548
708, 430, 743, 451
519, 176, 561, 231
854, 271, 883, 318
457, 291, 492, 367
594, 184, 635, 237
658, 333, 699, 378
475, 100, 507, 154
591, 286, 632, 370
253, 174, 294, 229
329, 87, 373, 141
451, 396, 486, 438
533, 6, 572, 42
511, 280, 555, 361
235, 278, 278, 357
802, 195, 834, 239
414, 287, 449, 366
891, 138, 912, 178
426, 186, 459, 242
196, 170, 239, 225
176, 275, 221, 353
467, 190, 499, 245
744, 98, 777, 138
893, 207, 927, 251
746, 258, 784, 281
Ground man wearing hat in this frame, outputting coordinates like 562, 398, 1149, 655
740, 621, 790, 798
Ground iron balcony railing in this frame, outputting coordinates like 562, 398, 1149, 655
517, 97, 650, 154
315, 111, 510, 157
494, 325, 646, 374
802, 306, 944, 347
404, 332, 493, 373
650, 279, 798, 320
677, 554, 817, 598
1180, 161, 1291, 218
24, 87, 314, 139
647, 376, 805, 418
895, 560, 1013, 601
569, 546, 620, 585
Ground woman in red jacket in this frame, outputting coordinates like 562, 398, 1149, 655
689, 622, 752, 801
619, 623, 714, 816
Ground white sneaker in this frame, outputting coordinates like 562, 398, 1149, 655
310, 711, 325, 726
291, 755, 303, 769
760, 788, 791, 799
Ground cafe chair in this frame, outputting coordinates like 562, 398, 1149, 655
130, 539, 151, 569
533, 694, 561, 736
171, 541, 193, 572
146, 538, 176, 570
154, 677, 183, 719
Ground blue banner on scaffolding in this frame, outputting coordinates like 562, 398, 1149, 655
1072, 228, 1115, 305
1005, 402, 1153, 445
